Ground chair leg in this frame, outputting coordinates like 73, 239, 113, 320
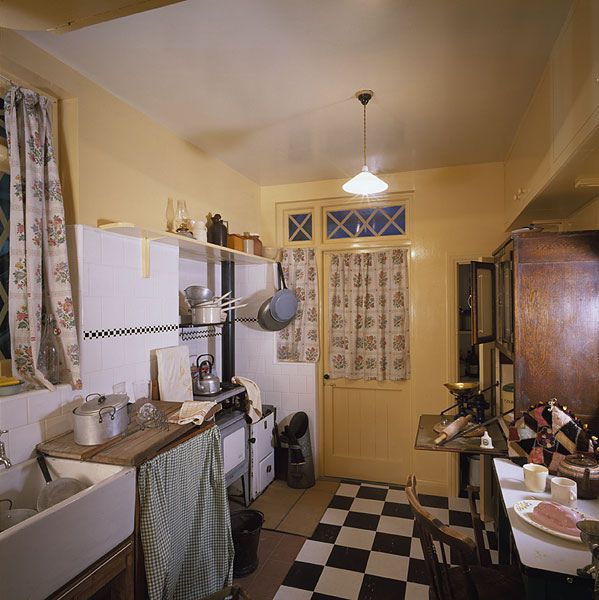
467, 485, 489, 566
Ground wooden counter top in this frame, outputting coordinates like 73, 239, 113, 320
38, 400, 216, 467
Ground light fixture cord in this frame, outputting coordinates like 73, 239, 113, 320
363, 102, 367, 166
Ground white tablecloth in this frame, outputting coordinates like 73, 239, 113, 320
494, 458, 599, 576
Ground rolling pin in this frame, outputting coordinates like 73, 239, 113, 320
434, 414, 473, 445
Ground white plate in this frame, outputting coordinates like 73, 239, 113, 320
513, 499, 586, 543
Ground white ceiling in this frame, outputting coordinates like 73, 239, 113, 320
23, 0, 572, 186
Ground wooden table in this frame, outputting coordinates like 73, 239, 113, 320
494, 457, 596, 599
414, 414, 507, 456
414, 414, 507, 520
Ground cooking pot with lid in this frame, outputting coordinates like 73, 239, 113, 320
73, 393, 130, 445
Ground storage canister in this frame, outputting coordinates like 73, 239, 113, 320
207, 214, 228, 246
73, 393, 130, 445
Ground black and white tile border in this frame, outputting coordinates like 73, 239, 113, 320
179, 328, 222, 341
83, 324, 179, 340
275, 480, 498, 600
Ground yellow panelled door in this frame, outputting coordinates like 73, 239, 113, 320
322, 251, 411, 484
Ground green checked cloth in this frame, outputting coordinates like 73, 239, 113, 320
138, 426, 234, 600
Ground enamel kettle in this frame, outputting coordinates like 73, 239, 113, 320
194, 354, 221, 396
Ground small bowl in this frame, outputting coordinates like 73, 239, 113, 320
0, 381, 26, 396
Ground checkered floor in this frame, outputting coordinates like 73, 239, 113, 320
274, 481, 498, 600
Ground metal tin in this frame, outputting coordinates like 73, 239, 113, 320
72, 393, 130, 446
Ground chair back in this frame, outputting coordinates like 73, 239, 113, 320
406, 475, 480, 600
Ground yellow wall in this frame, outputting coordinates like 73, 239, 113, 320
0, 29, 261, 233
261, 163, 506, 494
564, 196, 599, 230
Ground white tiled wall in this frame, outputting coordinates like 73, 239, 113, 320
0, 225, 179, 465
0, 227, 319, 471
235, 263, 319, 468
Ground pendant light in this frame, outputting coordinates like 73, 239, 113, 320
342, 89, 388, 195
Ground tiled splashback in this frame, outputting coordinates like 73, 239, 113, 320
234, 263, 318, 468
0, 225, 179, 465
0, 226, 318, 470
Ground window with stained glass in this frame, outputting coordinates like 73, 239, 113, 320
287, 212, 313, 243
325, 204, 406, 240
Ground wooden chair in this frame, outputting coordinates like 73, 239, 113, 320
406, 475, 524, 600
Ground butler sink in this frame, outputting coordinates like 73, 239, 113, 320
0, 456, 136, 600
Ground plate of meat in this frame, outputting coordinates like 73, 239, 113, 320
513, 499, 587, 543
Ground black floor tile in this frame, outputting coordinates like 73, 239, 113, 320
359, 574, 406, 600
382, 501, 412, 519
448, 509, 473, 527
357, 486, 388, 501
372, 532, 412, 556
418, 494, 449, 509
486, 530, 498, 550
311, 523, 341, 544
282, 561, 323, 591
407, 557, 430, 585
344, 511, 381, 531
326, 545, 370, 572
388, 483, 405, 490
312, 594, 341, 600
329, 495, 354, 510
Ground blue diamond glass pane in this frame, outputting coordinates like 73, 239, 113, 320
330, 227, 349, 239
381, 205, 402, 218
344, 213, 361, 236
330, 209, 350, 222
357, 207, 374, 219
369, 209, 390, 234
381, 223, 401, 236
303, 215, 312, 238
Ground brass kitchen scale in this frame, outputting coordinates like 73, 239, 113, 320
433, 382, 490, 436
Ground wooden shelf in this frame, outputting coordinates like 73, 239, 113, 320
99, 222, 276, 271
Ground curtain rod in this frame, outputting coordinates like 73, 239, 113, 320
0, 72, 58, 104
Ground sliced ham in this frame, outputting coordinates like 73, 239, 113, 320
530, 501, 582, 537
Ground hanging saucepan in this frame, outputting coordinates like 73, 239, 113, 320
257, 263, 298, 331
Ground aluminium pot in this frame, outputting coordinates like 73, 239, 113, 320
72, 393, 130, 446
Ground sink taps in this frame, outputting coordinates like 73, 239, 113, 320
0, 430, 12, 469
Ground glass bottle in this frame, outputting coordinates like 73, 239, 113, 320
165, 197, 175, 232
38, 314, 61, 384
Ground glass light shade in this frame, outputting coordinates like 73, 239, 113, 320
342, 165, 388, 195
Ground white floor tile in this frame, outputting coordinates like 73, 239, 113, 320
273, 586, 313, 600
377, 515, 414, 537
337, 483, 360, 497
386, 488, 407, 504
314, 566, 364, 600
295, 540, 333, 566
424, 507, 449, 523
320, 508, 349, 526
405, 581, 430, 599
365, 551, 409, 581
448, 496, 470, 512
351, 497, 385, 515
409, 537, 424, 560
335, 526, 376, 550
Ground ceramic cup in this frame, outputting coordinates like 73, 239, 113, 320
551, 476, 577, 507
523, 463, 549, 492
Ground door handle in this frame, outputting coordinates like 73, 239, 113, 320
323, 374, 330, 380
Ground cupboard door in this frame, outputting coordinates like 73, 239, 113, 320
470, 262, 496, 344
495, 247, 514, 356
552, 0, 599, 162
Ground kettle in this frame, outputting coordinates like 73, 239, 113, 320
194, 354, 221, 396
557, 453, 599, 499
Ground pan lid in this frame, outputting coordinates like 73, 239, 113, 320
74, 393, 129, 415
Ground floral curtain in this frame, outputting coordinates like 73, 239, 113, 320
5, 87, 81, 389
277, 248, 319, 362
328, 248, 410, 381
